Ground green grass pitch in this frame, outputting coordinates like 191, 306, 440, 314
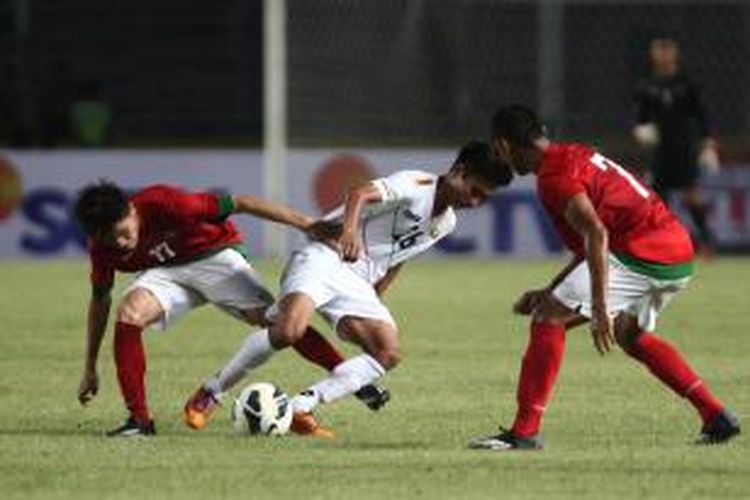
0, 258, 748, 499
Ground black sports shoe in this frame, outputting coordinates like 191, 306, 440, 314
354, 384, 391, 411
468, 427, 543, 450
105, 417, 156, 438
696, 409, 741, 445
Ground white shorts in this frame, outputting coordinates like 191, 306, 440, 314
552, 255, 691, 332
123, 248, 274, 331
267, 242, 396, 330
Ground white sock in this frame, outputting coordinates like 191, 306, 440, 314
212, 329, 275, 393
292, 354, 386, 413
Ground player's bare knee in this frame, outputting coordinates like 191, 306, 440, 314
532, 296, 577, 326
116, 289, 162, 327
614, 314, 641, 351
269, 317, 306, 347
116, 302, 147, 327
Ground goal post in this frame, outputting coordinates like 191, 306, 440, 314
263, 0, 288, 258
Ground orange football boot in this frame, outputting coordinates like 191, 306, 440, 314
290, 412, 335, 439
184, 386, 220, 430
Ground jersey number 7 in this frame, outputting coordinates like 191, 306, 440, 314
590, 152, 650, 199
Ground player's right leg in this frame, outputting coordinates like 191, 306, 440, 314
107, 287, 164, 437
469, 294, 581, 451
289, 316, 396, 438
290, 327, 391, 411
109, 268, 206, 437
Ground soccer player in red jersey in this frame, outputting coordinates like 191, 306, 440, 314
469, 105, 740, 450
74, 181, 388, 437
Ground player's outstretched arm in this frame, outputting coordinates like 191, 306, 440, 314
78, 286, 112, 405
564, 193, 614, 355
338, 183, 383, 262
231, 195, 313, 232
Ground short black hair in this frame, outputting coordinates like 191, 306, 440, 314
491, 104, 547, 147
454, 140, 513, 187
75, 180, 129, 237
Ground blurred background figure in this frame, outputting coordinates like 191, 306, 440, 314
37, 62, 74, 148
633, 36, 719, 255
69, 79, 112, 148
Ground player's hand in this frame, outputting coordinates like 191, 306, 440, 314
337, 228, 363, 262
78, 368, 99, 406
513, 289, 549, 315
590, 306, 615, 355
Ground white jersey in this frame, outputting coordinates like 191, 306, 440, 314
324, 170, 456, 284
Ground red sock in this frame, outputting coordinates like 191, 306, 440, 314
292, 327, 345, 372
512, 321, 566, 438
624, 332, 724, 423
114, 322, 150, 424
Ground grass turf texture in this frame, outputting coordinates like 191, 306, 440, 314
0, 258, 748, 499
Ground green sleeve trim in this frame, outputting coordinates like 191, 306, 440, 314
613, 253, 694, 280
217, 195, 235, 219
229, 243, 250, 261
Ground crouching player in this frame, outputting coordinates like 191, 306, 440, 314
469, 105, 739, 450
185, 141, 511, 437
75, 182, 388, 437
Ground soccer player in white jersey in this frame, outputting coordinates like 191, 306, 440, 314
185, 141, 511, 437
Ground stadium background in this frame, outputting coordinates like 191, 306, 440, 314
2, 0, 750, 258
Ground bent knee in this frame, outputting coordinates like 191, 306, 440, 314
116, 303, 151, 328
614, 314, 642, 352
270, 319, 307, 347
531, 296, 576, 326
116, 289, 163, 328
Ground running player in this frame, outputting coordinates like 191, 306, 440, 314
75, 182, 388, 437
184, 141, 511, 437
469, 105, 739, 450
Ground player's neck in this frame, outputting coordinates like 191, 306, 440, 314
528, 138, 550, 174
432, 177, 449, 217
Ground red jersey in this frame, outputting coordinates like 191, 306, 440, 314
88, 185, 243, 288
537, 143, 693, 264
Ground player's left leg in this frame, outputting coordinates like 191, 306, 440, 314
615, 313, 740, 444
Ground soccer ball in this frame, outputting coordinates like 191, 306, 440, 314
231, 382, 292, 436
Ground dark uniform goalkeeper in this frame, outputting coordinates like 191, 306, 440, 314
633, 36, 718, 254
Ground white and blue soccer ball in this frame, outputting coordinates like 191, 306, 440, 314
231, 382, 292, 436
